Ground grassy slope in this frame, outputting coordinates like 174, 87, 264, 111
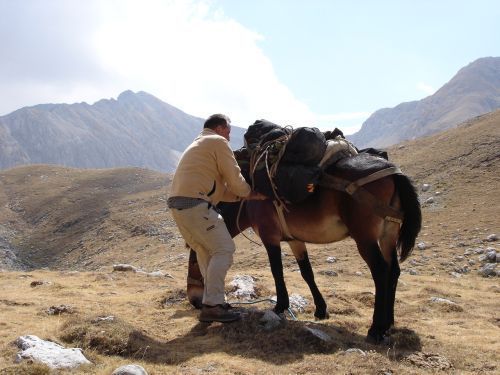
0, 110, 499, 374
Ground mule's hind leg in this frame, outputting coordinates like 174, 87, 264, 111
288, 240, 329, 319
387, 249, 400, 328
187, 247, 204, 309
356, 241, 392, 343
264, 243, 290, 315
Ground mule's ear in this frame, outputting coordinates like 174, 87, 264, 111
185, 242, 190, 249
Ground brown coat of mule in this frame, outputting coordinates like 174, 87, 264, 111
186, 153, 422, 343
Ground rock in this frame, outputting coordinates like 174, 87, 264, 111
47, 305, 74, 315
112, 364, 148, 375
479, 250, 497, 263
289, 294, 309, 313
421, 184, 431, 192
320, 270, 338, 277
91, 316, 115, 323
229, 275, 257, 299
435, 191, 442, 196
145, 270, 173, 278
15, 335, 91, 369
425, 197, 434, 204
486, 234, 498, 242
429, 297, 456, 305
417, 242, 426, 250
405, 352, 453, 370
113, 264, 137, 272
326, 256, 337, 263
259, 310, 283, 331
408, 269, 418, 275
478, 263, 497, 277
485, 250, 498, 262
341, 348, 366, 356
303, 326, 331, 342
30, 280, 51, 287
453, 265, 469, 274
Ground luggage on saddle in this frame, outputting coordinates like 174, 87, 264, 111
282, 127, 326, 166
244, 119, 282, 152
241, 120, 327, 203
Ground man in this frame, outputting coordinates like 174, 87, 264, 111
167, 114, 265, 323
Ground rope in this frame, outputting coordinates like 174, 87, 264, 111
236, 199, 262, 247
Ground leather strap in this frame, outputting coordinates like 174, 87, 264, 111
319, 167, 404, 224
273, 200, 295, 240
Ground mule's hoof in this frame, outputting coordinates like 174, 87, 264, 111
187, 285, 204, 310
314, 310, 330, 320
366, 331, 390, 345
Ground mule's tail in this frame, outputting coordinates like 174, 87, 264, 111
394, 174, 422, 262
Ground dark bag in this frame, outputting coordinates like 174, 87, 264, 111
358, 147, 389, 160
275, 163, 322, 203
282, 127, 326, 165
244, 119, 281, 152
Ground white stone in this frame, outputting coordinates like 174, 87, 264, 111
417, 242, 426, 250
146, 270, 173, 278
422, 184, 431, 192
229, 275, 256, 299
341, 348, 366, 356
486, 234, 498, 242
289, 293, 309, 313
425, 197, 434, 204
429, 297, 456, 305
326, 256, 337, 263
15, 335, 91, 369
112, 364, 148, 375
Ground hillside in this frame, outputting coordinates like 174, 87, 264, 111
0, 90, 246, 172
0, 112, 499, 374
349, 57, 500, 148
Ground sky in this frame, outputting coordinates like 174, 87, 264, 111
1, 0, 499, 134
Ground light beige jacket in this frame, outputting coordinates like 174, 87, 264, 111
169, 128, 251, 205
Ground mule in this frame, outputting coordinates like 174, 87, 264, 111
186, 153, 422, 343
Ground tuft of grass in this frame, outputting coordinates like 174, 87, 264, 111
387, 327, 422, 353
59, 315, 135, 356
0, 363, 51, 375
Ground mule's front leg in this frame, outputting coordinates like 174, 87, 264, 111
264, 243, 289, 315
288, 241, 329, 320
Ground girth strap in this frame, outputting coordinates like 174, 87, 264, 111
273, 200, 295, 240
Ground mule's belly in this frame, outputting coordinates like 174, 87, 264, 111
289, 214, 348, 244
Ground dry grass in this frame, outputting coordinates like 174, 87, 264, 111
0, 111, 499, 373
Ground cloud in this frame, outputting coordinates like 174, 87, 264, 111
0, 0, 371, 135
416, 82, 435, 96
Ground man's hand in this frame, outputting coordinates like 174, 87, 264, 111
245, 190, 268, 201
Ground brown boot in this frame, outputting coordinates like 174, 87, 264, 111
199, 304, 240, 323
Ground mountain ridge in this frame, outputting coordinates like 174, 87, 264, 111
0, 91, 245, 172
348, 57, 500, 148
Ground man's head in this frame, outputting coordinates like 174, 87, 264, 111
204, 114, 231, 141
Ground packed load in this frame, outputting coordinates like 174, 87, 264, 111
237, 119, 358, 204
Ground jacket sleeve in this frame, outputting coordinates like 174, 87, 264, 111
216, 139, 251, 200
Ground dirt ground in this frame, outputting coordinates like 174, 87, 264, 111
0, 111, 498, 374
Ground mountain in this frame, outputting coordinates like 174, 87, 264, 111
1, 109, 498, 271
0, 91, 246, 172
348, 57, 500, 148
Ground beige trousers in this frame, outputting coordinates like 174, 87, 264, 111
171, 203, 235, 306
